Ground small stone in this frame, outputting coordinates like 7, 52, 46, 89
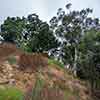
3, 76, 7, 79
3, 69, 7, 73
9, 79, 16, 85
8, 73, 14, 78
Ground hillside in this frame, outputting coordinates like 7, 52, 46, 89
0, 43, 92, 100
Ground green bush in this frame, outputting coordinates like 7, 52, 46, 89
0, 86, 23, 100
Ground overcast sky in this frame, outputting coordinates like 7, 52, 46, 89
0, 0, 100, 24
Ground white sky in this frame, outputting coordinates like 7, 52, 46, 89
0, 0, 100, 24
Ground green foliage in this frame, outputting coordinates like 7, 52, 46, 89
48, 59, 64, 68
77, 30, 100, 88
50, 3, 97, 68
0, 86, 23, 100
50, 3, 100, 89
0, 14, 59, 53
25, 14, 59, 53
0, 17, 26, 43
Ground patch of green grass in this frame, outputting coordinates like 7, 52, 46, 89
7, 56, 17, 65
0, 86, 23, 100
48, 59, 64, 69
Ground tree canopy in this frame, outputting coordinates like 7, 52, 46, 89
50, 3, 100, 88
0, 14, 59, 53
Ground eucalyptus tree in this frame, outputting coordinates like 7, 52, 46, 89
50, 3, 99, 71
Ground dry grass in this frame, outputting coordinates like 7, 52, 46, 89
39, 86, 64, 100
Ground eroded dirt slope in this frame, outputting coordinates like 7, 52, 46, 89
0, 43, 92, 100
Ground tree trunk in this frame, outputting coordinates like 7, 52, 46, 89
72, 47, 78, 76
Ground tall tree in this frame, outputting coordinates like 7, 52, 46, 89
50, 3, 99, 70
50, 3, 100, 88
0, 14, 59, 53
0, 17, 26, 43
78, 29, 100, 88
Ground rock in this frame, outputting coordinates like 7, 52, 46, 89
0, 79, 9, 84
3, 76, 7, 79
9, 79, 16, 85
8, 73, 14, 78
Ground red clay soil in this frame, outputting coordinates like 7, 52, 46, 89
18, 53, 48, 72
0, 42, 22, 61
